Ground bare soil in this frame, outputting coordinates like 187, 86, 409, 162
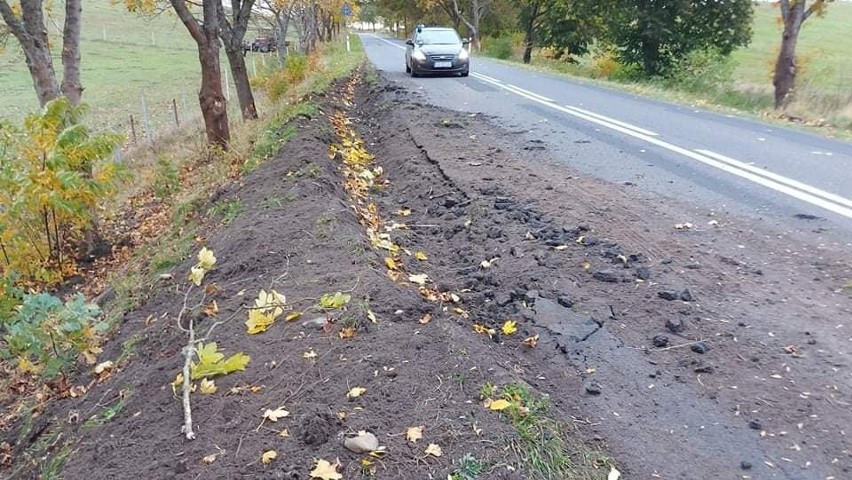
3, 66, 852, 480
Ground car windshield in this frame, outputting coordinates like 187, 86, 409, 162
418, 30, 460, 45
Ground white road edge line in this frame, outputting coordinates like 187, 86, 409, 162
696, 149, 852, 209
564, 105, 659, 137
370, 35, 852, 219
505, 83, 553, 103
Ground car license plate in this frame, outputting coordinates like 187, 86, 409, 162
434, 61, 452, 68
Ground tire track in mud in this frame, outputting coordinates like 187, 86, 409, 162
347, 77, 849, 479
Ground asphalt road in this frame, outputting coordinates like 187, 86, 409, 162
360, 34, 852, 240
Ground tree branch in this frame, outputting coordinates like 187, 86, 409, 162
779, 0, 791, 23
169, 0, 205, 45
803, 0, 827, 22
0, 0, 28, 41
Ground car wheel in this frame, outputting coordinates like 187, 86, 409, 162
460, 69, 469, 77
410, 66, 419, 78
405, 62, 410, 73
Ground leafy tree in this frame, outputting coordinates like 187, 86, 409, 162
606, 0, 752, 76
0, 98, 124, 284
531, 0, 603, 62
773, 0, 834, 109
0, 0, 83, 107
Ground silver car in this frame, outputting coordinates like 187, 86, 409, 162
405, 26, 470, 77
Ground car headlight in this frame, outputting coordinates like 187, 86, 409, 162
458, 48, 469, 60
412, 50, 426, 61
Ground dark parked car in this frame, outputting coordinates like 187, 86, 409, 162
405, 26, 470, 77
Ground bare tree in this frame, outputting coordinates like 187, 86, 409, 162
452, 0, 493, 51
170, 0, 231, 148
773, 0, 834, 109
217, 0, 259, 120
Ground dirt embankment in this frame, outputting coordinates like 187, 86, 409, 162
5, 67, 852, 480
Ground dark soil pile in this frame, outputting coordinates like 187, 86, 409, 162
4, 66, 852, 480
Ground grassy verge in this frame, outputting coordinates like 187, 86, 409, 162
480, 382, 615, 480
478, 3, 852, 136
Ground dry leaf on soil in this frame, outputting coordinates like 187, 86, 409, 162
424, 443, 443, 457
94, 360, 114, 374
202, 454, 217, 464
406, 426, 423, 443
285, 312, 302, 322
303, 349, 318, 359
347, 387, 367, 398
263, 407, 290, 422
488, 399, 512, 411
418, 313, 432, 325
522, 335, 539, 347
367, 310, 378, 323
408, 273, 429, 286
414, 251, 428, 261
310, 458, 343, 480
261, 450, 277, 465
339, 326, 356, 339
200, 378, 217, 394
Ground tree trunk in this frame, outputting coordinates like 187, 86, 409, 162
171, 0, 230, 148
773, 2, 805, 109
224, 46, 258, 120
0, 0, 61, 107
60, 0, 83, 105
522, 1, 540, 64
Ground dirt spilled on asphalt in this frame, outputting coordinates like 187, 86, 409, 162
5, 66, 852, 480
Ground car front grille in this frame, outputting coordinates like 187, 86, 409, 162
428, 54, 455, 61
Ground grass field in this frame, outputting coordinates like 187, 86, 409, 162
731, 3, 852, 93
0, 0, 281, 137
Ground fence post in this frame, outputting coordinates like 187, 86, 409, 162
172, 99, 180, 127
130, 115, 137, 144
140, 90, 152, 143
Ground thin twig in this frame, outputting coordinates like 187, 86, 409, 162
177, 285, 197, 440
653, 339, 707, 352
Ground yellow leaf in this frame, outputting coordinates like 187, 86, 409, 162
280, 429, 291, 438
408, 273, 429, 286
263, 407, 290, 422
453, 307, 470, 319
303, 349, 317, 359
473, 324, 494, 336
488, 399, 512, 411
197, 247, 217, 270
318, 292, 351, 309
522, 335, 539, 347
17, 357, 43, 374
501, 320, 518, 336
246, 309, 276, 334
395, 208, 411, 216
414, 251, 428, 261
367, 310, 378, 323
385, 257, 399, 270
424, 443, 443, 457
285, 312, 302, 322
81, 349, 98, 365
200, 378, 217, 394
190, 342, 250, 380
310, 458, 343, 480
203, 300, 219, 317
339, 326, 356, 339
189, 266, 206, 286
406, 426, 423, 443
347, 387, 366, 398
261, 450, 277, 465
418, 313, 432, 324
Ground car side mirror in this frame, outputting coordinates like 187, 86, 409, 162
462, 38, 470, 48
405, 39, 414, 46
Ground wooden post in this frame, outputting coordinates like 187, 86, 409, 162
130, 115, 137, 144
172, 99, 180, 127
140, 91, 152, 143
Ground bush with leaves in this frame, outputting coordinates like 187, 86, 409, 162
1, 292, 106, 379
0, 97, 125, 285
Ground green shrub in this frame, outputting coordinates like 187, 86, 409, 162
485, 36, 514, 60
1, 293, 106, 379
666, 48, 735, 93
152, 156, 180, 201
285, 53, 309, 83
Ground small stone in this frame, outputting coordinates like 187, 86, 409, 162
343, 432, 379, 453
740, 461, 752, 470
691, 341, 710, 354
557, 296, 575, 308
658, 291, 679, 301
748, 419, 762, 430
635, 266, 652, 280
652, 335, 669, 347
694, 362, 714, 374
679, 289, 694, 302
665, 318, 686, 334
584, 381, 602, 395
524, 290, 539, 302
495, 293, 512, 307
592, 269, 619, 283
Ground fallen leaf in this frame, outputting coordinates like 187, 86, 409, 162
367, 310, 378, 323
488, 399, 512, 411
384, 257, 399, 270
94, 360, 114, 374
554, 245, 569, 250
408, 273, 429, 286
347, 387, 367, 398
581, 260, 592, 271
204, 283, 222, 296
337, 411, 348, 421
522, 335, 539, 347
480, 257, 498, 268
406, 426, 423, 443
303, 349, 317, 359
501, 320, 518, 336
473, 323, 495, 336
318, 292, 351, 309
285, 312, 301, 322
200, 378, 217, 394
280, 428, 290, 438
453, 307, 470, 319
415, 251, 428, 261
395, 208, 411, 216
424, 443, 442, 457
202, 454, 217, 464
203, 300, 219, 317
189, 266, 206, 286
525, 231, 535, 240
576, 235, 585, 245
608, 466, 621, 480
263, 407, 290, 422
81, 349, 98, 365
339, 326, 356, 339
419, 313, 432, 324
261, 450, 277, 465
197, 247, 217, 270
310, 458, 343, 480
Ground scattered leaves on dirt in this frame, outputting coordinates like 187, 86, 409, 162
261, 450, 277, 465
310, 458, 343, 480
318, 292, 351, 309
424, 443, 443, 457
406, 426, 423, 443
263, 406, 290, 422
501, 320, 517, 336
199, 378, 217, 395
347, 386, 366, 398
190, 342, 250, 380
487, 398, 512, 411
